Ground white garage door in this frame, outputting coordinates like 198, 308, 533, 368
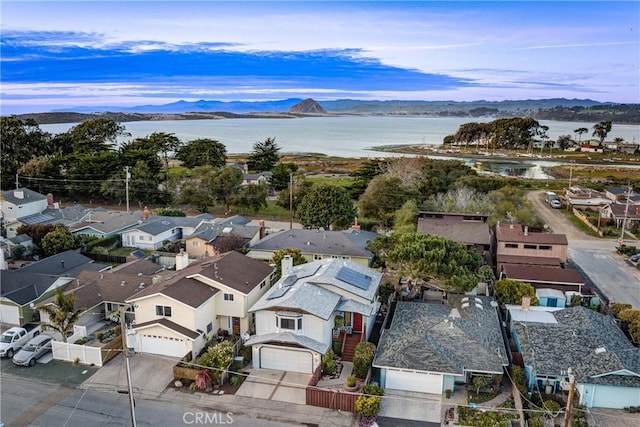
386, 369, 443, 394
260, 346, 313, 373
139, 335, 187, 358
0, 304, 20, 325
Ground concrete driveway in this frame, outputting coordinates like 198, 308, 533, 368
235, 368, 311, 405
379, 389, 442, 424
81, 353, 177, 398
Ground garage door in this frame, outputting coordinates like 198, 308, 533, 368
386, 369, 443, 394
260, 346, 313, 373
139, 335, 187, 358
0, 304, 20, 325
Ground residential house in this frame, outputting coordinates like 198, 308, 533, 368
243, 171, 272, 186
1, 188, 48, 238
564, 187, 611, 208
185, 216, 263, 258
602, 203, 640, 230
494, 223, 567, 272
373, 297, 508, 395
604, 187, 634, 203
417, 212, 492, 255
18, 250, 109, 277
125, 251, 274, 358
120, 211, 213, 250
247, 228, 377, 266
500, 265, 585, 294
245, 257, 382, 373
70, 209, 147, 238
579, 144, 604, 153
510, 305, 640, 409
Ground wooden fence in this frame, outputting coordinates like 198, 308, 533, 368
572, 207, 604, 237
305, 364, 360, 412
101, 334, 123, 364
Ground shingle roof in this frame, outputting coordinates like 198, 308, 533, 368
133, 318, 201, 339
374, 297, 507, 375
18, 250, 108, 277
110, 258, 165, 276
191, 251, 275, 294
250, 229, 373, 258
498, 255, 562, 267
0, 271, 63, 305
70, 210, 145, 235
1, 188, 47, 206
502, 265, 585, 286
514, 306, 639, 386
496, 224, 568, 245
244, 331, 328, 354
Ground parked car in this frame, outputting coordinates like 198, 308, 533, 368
12, 334, 53, 367
630, 253, 640, 263
0, 323, 42, 358
550, 199, 562, 209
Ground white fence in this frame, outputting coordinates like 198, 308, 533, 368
52, 341, 103, 367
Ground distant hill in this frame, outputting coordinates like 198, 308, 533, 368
10, 98, 640, 124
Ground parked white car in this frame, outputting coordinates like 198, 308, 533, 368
12, 334, 53, 367
0, 324, 42, 358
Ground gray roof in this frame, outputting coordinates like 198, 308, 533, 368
120, 214, 211, 236
250, 229, 373, 258
249, 258, 381, 319
514, 306, 639, 387
342, 229, 380, 251
1, 188, 47, 206
134, 318, 200, 340
0, 271, 63, 305
373, 297, 507, 375
70, 210, 146, 235
244, 331, 329, 354
9, 234, 32, 245
417, 219, 491, 246
189, 222, 260, 242
18, 250, 108, 277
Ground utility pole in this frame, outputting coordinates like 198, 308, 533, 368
562, 368, 576, 427
124, 166, 131, 213
119, 305, 137, 427
619, 185, 632, 243
289, 172, 293, 230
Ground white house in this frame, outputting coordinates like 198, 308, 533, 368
125, 251, 274, 358
120, 211, 215, 250
245, 257, 382, 374
1, 188, 48, 238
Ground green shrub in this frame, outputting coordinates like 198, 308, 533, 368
355, 395, 382, 417
362, 384, 384, 396
543, 399, 561, 413
230, 375, 243, 386
528, 417, 544, 427
196, 341, 234, 371
511, 366, 528, 396
74, 338, 88, 345
239, 345, 252, 364
346, 375, 356, 387
324, 359, 337, 375
332, 341, 343, 356
353, 342, 376, 378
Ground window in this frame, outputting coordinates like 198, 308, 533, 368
206, 322, 213, 333
280, 318, 296, 329
524, 244, 537, 250
539, 245, 552, 250
155, 305, 172, 317
505, 243, 518, 249
276, 314, 302, 331
192, 241, 199, 247
260, 280, 266, 289
313, 254, 322, 260
223, 293, 234, 301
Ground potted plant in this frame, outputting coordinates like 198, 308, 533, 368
445, 389, 452, 398
344, 375, 358, 392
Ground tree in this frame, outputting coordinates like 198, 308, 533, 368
473, 375, 492, 394
16, 224, 57, 252
175, 138, 227, 168
211, 167, 244, 213
368, 232, 482, 293
556, 134, 574, 151
41, 225, 78, 256
230, 184, 268, 213
38, 289, 84, 343
246, 137, 280, 172
592, 121, 612, 144
296, 185, 356, 230
147, 132, 182, 171
269, 162, 298, 191
393, 200, 418, 234
358, 176, 408, 228
212, 233, 247, 255
276, 176, 313, 211
494, 279, 539, 306
574, 127, 588, 144
272, 248, 308, 280
65, 118, 128, 154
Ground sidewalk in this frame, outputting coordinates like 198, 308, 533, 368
160, 387, 357, 427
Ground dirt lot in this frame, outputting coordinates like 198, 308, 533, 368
526, 190, 598, 241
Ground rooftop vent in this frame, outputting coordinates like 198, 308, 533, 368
139, 283, 145, 289
595, 347, 606, 354
121, 281, 126, 286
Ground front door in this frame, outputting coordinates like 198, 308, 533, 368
232, 317, 241, 335
353, 313, 363, 333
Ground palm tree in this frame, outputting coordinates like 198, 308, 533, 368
39, 289, 84, 343
574, 127, 588, 144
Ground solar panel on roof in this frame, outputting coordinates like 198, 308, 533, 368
281, 275, 298, 287
267, 286, 291, 300
130, 250, 147, 259
21, 214, 54, 225
336, 266, 371, 290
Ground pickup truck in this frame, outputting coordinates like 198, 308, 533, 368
0, 324, 42, 359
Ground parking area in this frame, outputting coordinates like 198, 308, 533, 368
0, 354, 99, 386
235, 368, 311, 405
378, 389, 442, 424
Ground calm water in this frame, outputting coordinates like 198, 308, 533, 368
40, 116, 640, 158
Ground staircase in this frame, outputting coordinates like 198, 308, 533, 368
341, 333, 362, 362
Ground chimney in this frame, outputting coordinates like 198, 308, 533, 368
258, 220, 266, 239
142, 206, 150, 221
47, 193, 54, 209
14, 190, 24, 199
352, 217, 361, 232
243, 163, 249, 174
521, 296, 531, 311
175, 248, 189, 271
282, 255, 293, 277
509, 224, 514, 229
524, 226, 529, 236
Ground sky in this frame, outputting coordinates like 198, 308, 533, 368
1, 1, 639, 114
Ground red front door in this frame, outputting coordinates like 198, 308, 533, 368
353, 313, 363, 333
232, 317, 241, 335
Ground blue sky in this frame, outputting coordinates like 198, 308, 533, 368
1, 1, 639, 113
